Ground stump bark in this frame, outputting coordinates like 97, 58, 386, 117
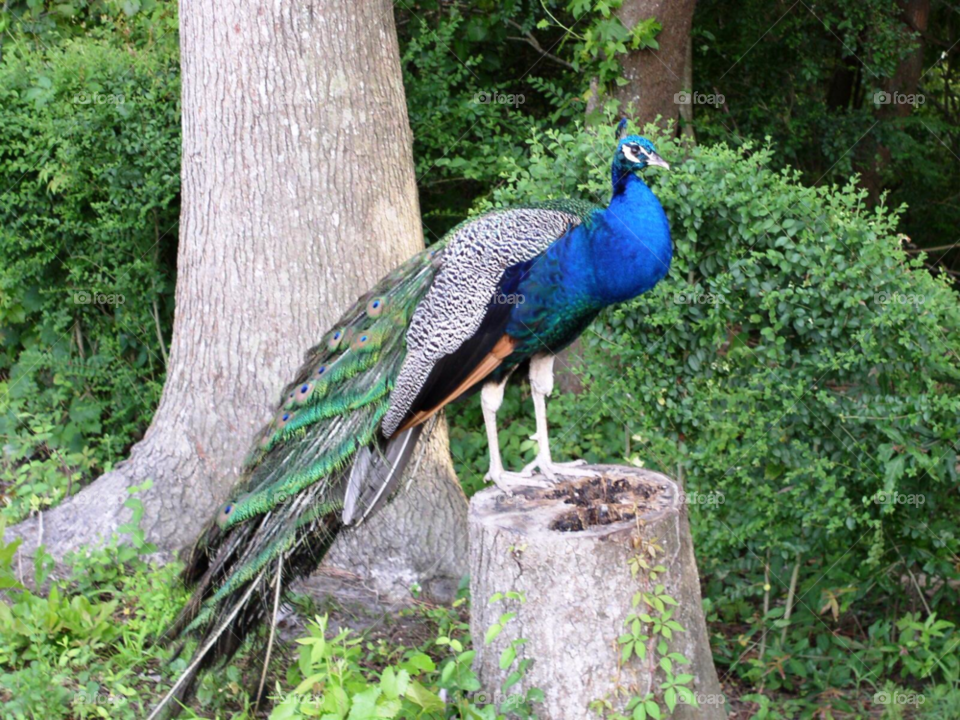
469, 466, 724, 720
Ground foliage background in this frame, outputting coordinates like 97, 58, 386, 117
1, 0, 958, 718
0, 0, 180, 521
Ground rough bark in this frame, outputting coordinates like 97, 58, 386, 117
879, 0, 930, 120
614, 0, 698, 129
7, 0, 467, 598
858, 0, 930, 202
679, 34, 696, 141
469, 467, 723, 720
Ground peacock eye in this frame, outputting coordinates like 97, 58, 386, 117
217, 501, 236, 527
629, 144, 641, 154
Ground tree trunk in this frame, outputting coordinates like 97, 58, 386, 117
858, 0, 929, 203
7, 0, 467, 600
879, 0, 930, 120
469, 467, 724, 720
614, 0, 698, 129
679, 33, 696, 141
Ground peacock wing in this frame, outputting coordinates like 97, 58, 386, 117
381, 200, 599, 436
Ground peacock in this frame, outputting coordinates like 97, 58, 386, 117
149, 119, 672, 717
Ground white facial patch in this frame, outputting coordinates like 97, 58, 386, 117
622, 144, 647, 164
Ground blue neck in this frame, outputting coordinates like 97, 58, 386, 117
611, 163, 634, 195
588, 172, 672, 304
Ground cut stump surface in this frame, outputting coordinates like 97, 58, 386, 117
469, 465, 725, 719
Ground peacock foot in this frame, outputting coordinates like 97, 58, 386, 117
519, 456, 598, 482
484, 468, 552, 495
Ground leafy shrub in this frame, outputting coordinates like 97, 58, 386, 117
0, 512, 187, 720
448, 120, 960, 711
0, 4, 180, 521
269, 590, 541, 720
0, 586, 120, 666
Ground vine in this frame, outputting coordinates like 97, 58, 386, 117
483, 589, 543, 718
591, 528, 699, 719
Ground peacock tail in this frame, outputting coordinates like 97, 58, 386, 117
152, 199, 599, 716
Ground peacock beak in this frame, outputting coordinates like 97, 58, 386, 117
646, 152, 670, 170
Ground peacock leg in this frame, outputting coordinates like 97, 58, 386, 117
481, 376, 550, 494
520, 353, 597, 482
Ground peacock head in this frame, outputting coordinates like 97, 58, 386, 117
611, 118, 669, 185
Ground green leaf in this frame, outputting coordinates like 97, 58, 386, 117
403, 652, 436, 673
379, 667, 410, 700
665, 687, 677, 713
644, 699, 661, 719
503, 670, 522, 689
404, 681, 445, 713
676, 685, 697, 706
345, 687, 381, 719
440, 661, 455, 683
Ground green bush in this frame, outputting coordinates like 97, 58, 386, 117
449, 120, 960, 712
0, 509, 188, 720
269, 590, 541, 720
0, 4, 180, 521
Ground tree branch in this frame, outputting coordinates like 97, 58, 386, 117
506, 20, 575, 70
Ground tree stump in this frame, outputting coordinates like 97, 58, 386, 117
469, 465, 725, 720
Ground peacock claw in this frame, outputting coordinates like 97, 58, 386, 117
484, 468, 552, 495
519, 457, 597, 483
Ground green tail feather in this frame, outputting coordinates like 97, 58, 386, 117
158, 247, 442, 714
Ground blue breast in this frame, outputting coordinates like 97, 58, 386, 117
503, 173, 672, 357
588, 173, 672, 304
